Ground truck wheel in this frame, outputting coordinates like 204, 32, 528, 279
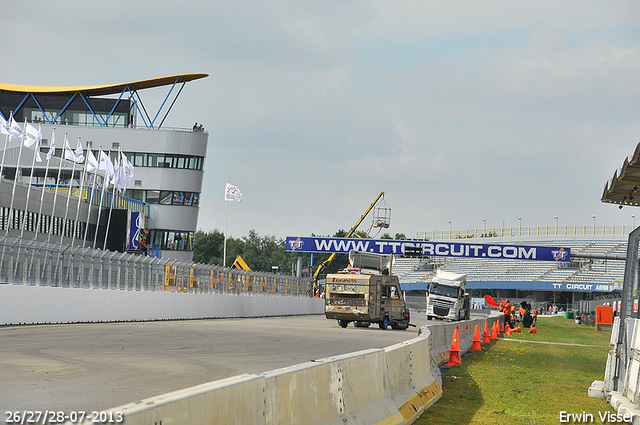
379, 316, 388, 330
427, 315, 433, 321
338, 320, 349, 328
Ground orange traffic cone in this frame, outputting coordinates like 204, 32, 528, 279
445, 327, 462, 365
471, 324, 482, 351
528, 326, 537, 334
483, 322, 491, 344
490, 321, 497, 339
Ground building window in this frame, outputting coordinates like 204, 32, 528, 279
124, 189, 201, 207
146, 190, 160, 204
159, 191, 173, 205
149, 230, 194, 251
121, 152, 204, 171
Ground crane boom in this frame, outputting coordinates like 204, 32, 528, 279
313, 191, 386, 286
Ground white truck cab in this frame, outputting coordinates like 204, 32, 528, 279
426, 270, 470, 321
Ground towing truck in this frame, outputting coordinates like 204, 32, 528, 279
426, 270, 470, 321
324, 251, 410, 330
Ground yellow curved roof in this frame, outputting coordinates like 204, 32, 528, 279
0, 73, 208, 96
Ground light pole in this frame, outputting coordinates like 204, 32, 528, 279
483, 218, 486, 236
555, 216, 558, 235
448, 220, 452, 238
518, 217, 522, 236
633, 215, 636, 228
593, 215, 596, 234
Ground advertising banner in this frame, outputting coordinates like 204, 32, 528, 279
285, 236, 570, 262
128, 211, 143, 250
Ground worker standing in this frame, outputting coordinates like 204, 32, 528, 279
503, 298, 512, 329
533, 307, 538, 325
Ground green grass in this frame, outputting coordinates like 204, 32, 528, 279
415, 316, 616, 425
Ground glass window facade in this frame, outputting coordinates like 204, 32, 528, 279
124, 189, 200, 207
150, 230, 194, 251
120, 152, 204, 170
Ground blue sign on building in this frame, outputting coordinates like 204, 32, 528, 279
285, 236, 570, 262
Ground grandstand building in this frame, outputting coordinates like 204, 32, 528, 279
0, 74, 208, 261
395, 227, 630, 307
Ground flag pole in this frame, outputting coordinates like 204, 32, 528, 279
59, 135, 78, 244
223, 199, 228, 267
83, 147, 101, 247
92, 149, 110, 250
102, 149, 120, 251
70, 138, 86, 247
0, 112, 14, 202
20, 123, 42, 238
28, 128, 55, 279
7, 119, 27, 236
0, 113, 16, 275
47, 142, 66, 243
34, 127, 55, 241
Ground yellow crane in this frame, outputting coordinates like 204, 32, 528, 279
312, 191, 389, 287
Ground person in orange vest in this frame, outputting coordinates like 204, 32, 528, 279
503, 299, 512, 328
532, 307, 538, 325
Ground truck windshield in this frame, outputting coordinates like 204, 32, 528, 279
430, 283, 459, 298
328, 292, 366, 307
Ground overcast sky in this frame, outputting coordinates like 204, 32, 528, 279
2, 1, 640, 240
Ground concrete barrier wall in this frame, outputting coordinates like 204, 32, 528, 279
590, 317, 640, 425
68, 314, 504, 425
0, 284, 324, 325
385, 335, 442, 424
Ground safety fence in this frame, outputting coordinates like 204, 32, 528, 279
417, 224, 636, 241
574, 298, 640, 327
0, 235, 313, 297
587, 226, 640, 423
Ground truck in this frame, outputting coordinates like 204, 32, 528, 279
324, 251, 410, 330
425, 270, 470, 321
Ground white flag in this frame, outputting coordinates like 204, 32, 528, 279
121, 152, 134, 189
110, 156, 120, 188
0, 115, 8, 136
46, 128, 56, 160
23, 122, 41, 147
74, 139, 84, 163
64, 135, 76, 161
8, 117, 23, 140
86, 149, 99, 172
99, 151, 115, 177
34, 136, 42, 163
225, 183, 242, 202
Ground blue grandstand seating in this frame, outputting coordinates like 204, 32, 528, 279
396, 236, 629, 291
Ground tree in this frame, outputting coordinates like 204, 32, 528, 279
193, 230, 224, 264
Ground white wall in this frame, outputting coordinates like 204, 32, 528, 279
0, 284, 324, 325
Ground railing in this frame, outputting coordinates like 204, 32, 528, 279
0, 236, 313, 297
416, 225, 636, 241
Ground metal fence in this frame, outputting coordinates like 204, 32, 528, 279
0, 235, 314, 297
417, 224, 636, 241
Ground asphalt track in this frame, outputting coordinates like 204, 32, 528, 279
1, 310, 430, 417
